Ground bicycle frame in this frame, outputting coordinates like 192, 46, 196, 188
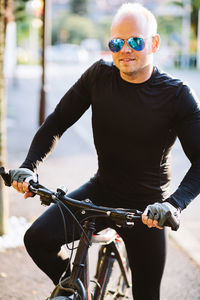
50, 218, 131, 300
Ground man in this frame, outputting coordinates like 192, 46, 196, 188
10, 2, 200, 300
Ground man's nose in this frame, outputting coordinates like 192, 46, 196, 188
121, 41, 132, 53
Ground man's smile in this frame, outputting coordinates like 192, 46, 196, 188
119, 58, 136, 62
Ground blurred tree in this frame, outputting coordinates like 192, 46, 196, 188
0, 0, 28, 235
52, 13, 96, 45
14, 0, 30, 52
14, 0, 29, 22
0, 0, 9, 235
70, 0, 88, 15
191, 0, 200, 36
170, 0, 200, 67
157, 15, 182, 38
171, 0, 200, 38
0, 0, 18, 235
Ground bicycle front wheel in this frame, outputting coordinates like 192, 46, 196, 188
94, 241, 132, 299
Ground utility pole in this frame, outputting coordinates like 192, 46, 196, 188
0, 0, 8, 235
38, 0, 51, 126
39, 0, 47, 126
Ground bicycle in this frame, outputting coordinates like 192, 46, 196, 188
0, 167, 180, 300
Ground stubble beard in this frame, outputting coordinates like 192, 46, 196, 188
120, 68, 139, 81
120, 62, 151, 82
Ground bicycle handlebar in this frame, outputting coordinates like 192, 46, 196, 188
29, 181, 142, 228
0, 167, 180, 230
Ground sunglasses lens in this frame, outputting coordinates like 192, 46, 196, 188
108, 39, 124, 53
128, 37, 145, 51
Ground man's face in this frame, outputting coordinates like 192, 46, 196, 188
110, 14, 158, 82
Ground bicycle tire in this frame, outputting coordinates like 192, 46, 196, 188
95, 242, 132, 299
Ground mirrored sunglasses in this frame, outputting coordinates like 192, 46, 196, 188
108, 37, 145, 53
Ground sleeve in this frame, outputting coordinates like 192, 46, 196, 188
20, 61, 100, 171
166, 84, 200, 210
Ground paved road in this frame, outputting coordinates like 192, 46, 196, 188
4, 62, 200, 299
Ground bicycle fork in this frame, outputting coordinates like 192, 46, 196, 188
50, 219, 96, 300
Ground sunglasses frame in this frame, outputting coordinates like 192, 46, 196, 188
108, 36, 146, 53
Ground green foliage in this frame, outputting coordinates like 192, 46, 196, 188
14, 0, 29, 22
169, 1, 183, 7
52, 13, 97, 45
16, 19, 30, 46
157, 15, 182, 38
14, 0, 32, 47
191, 0, 200, 36
69, 0, 88, 15
51, 11, 112, 49
169, 0, 200, 36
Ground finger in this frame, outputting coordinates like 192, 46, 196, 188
11, 180, 18, 189
11, 180, 28, 194
142, 214, 148, 225
12, 181, 23, 193
152, 219, 158, 227
155, 224, 164, 230
147, 218, 154, 228
151, 219, 163, 229
19, 182, 30, 194
18, 182, 24, 193
22, 181, 30, 193
24, 191, 34, 199
156, 226, 164, 230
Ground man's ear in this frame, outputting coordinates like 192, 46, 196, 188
152, 34, 160, 53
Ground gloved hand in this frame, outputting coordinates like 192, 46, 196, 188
10, 168, 38, 198
10, 168, 38, 183
142, 202, 180, 229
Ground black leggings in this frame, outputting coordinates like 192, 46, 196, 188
24, 181, 166, 300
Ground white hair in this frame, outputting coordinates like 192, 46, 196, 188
112, 2, 157, 35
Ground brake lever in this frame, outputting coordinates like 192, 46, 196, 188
29, 181, 55, 206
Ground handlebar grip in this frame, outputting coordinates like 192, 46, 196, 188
0, 167, 12, 187
164, 211, 180, 231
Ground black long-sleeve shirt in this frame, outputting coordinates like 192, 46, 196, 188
21, 60, 200, 210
